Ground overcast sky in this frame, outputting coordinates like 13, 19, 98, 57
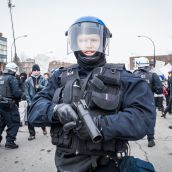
1, 0, 172, 68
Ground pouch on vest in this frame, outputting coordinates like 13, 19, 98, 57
85, 75, 120, 111
86, 91, 120, 111
119, 156, 156, 172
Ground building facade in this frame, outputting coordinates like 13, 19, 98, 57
0, 33, 7, 72
20, 58, 35, 75
48, 60, 73, 74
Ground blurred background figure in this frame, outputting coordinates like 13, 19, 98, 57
18, 72, 28, 126
43, 72, 50, 82
162, 70, 172, 121
25, 64, 48, 140
154, 75, 165, 115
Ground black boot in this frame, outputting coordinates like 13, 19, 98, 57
0, 136, 2, 144
161, 111, 167, 118
148, 139, 155, 147
19, 121, 23, 127
28, 135, 35, 141
5, 141, 19, 149
169, 125, 172, 129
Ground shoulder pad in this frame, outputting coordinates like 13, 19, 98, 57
126, 70, 132, 74
105, 63, 126, 70
60, 64, 79, 74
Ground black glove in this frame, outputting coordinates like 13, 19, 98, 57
53, 103, 78, 125
75, 116, 100, 141
75, 123, 91, 140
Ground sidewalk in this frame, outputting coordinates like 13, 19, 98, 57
130, 111, 172, 172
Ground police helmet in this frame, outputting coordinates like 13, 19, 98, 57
66, 16, 112, 55
136, 57, 150, 69
5, 62, 18, 72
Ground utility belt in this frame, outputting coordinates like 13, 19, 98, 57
51, 126, 128, 158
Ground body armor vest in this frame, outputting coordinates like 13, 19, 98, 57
0, 74, 13, 98
51, 64, 125, 156
134, 69, 153, 90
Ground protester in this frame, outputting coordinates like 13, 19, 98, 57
18, 72, 28, 126
163, 71, 172, 126
43, 72, 50, 81
25, 64, 48, 140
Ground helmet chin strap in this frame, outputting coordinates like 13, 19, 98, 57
74, 51, 106, 70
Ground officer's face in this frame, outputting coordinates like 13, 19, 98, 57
77, 34, 100, 56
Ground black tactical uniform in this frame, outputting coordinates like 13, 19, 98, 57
164, 74, 172, 128
0, 68, 21, 148
133, 67, 163, 147
28, 16, 156, 172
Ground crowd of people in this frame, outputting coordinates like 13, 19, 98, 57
0, 16, 172, 172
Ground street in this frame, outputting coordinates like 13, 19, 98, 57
0, 110, 172, 172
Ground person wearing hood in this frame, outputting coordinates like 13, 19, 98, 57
0, 62, 21, 149
25, 64, 48, 140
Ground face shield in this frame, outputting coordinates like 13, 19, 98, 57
67, 22, 110, 55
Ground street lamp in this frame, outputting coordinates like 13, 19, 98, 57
8, 0, 17, 61
138, 35, 156, 67
11, 35, 28, 62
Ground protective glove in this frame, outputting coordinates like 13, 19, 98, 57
53, 103, 78, 125
75, 123, 91, 140
75, 116, 101, 141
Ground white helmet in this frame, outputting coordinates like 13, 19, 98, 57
5, 62, 18, 72
135, 57, 149, 68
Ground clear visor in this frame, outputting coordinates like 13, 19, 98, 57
67, 22, 105, 55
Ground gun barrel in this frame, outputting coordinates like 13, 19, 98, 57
77, 100, 102, 143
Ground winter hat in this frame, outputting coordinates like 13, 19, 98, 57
32, 64, 40, 71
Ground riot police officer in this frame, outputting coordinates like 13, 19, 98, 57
0, 62, 21, 149
133, 57, 162, 147
28, 16, 156, 172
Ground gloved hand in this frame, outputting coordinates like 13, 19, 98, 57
53, 103, 78, 125
75, 116, 100, 141
75, 123, 91, 140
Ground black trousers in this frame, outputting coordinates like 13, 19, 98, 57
27, 105, 46, 136
164, 100, 172, 114
28, 122, 46, 136
0, 103, 20, 142
154, 96, 164, 111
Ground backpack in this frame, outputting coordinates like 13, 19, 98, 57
119, 156, 156, 172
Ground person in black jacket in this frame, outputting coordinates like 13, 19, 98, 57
0, 62, 21, 149
163, 70, 172, 128
28, 16, 156, 172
